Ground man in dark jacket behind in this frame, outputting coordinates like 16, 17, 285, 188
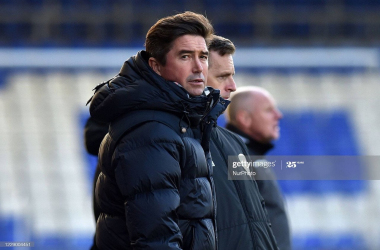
206, 35, 281, 250
226, 86, 292, 250
87, 12, 222, 249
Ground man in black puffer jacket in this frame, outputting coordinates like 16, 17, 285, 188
88, 12, 222, 249
85, 33, 280, 249
207, 35, 280, 250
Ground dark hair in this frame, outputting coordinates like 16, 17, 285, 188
208, 35, 236, 56
145, 11, 214, 65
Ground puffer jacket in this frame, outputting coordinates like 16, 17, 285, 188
225, 123, 291, 250
88, 50, 227, 250
211, 126, 279, 250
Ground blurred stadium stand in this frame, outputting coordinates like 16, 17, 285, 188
2, 66, 380, 249
0, 0, 380, 47
1, 1, 380, 249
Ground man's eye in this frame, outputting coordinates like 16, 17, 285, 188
200, 55, 208, 60
182, 55, 189, 59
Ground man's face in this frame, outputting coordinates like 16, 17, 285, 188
207, 51, 236, 99
153, 34, 209, 96
248, 93, 283, 143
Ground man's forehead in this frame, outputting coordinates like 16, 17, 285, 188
172, 35, 208, 51
210, 52, 234, 68
259, 97, 277, 111
251, 92, 270, 106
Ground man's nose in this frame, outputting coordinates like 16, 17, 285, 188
276, 108, 283, 119
226, 77, 237, 93
193, 58, 203, 73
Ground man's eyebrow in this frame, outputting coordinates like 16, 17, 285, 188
178, 50, 209, 55
178, 50, 194, 54
219, 72, 234, 77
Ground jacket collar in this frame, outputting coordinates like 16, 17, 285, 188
226, 123, 273, 155
89, 50, 229, 128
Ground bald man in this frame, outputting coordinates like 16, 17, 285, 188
226, 86, 291, 250
227, 86, 282, 145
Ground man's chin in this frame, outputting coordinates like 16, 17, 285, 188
271, 133, 280, 141
188, 88, 205, 97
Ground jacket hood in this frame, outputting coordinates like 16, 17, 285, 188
88, 50, 228, 127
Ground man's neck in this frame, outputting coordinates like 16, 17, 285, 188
225, 123, 274, 155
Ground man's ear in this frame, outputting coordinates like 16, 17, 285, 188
148, 57, 161, 76
236, 110, 251, 128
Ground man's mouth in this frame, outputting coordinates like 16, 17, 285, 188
222, 92, 230, 99
190, 79, 203, 82
189, 79, 204, 84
